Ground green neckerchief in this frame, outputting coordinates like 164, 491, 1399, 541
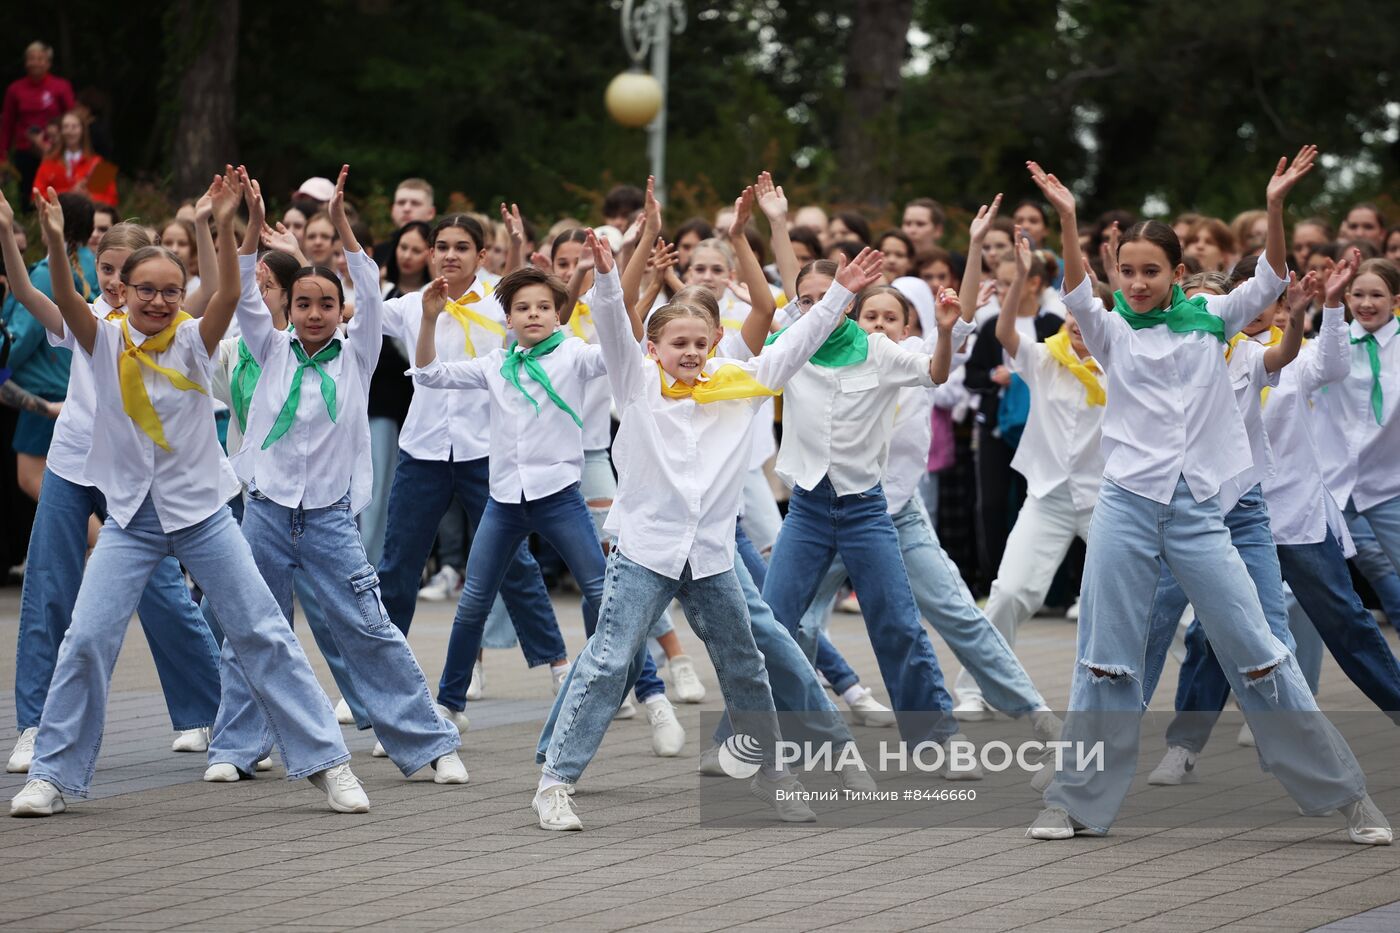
261, 339, 342, 449
499, 329, 583, 427
764, 315, 870, 367
1112, 285, 1225, 343
229, 338, 260, 433
1351, 332, 1384, 425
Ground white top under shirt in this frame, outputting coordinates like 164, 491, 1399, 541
1216, 338, 1282, 514
46, 296, 115, 486
882, 325, 977, 514
230, 249, 380, 514
1261, 306, 1353, 549
1063, 260, 1287, 505
776, 327, 937, 496
381, 281, 506, 462
596, 266, 849, 579
82, 316, 240, 531
565, 287, 616, 452
1317, 315, 1400, 512
410, 335, 606, 503
1008, 338, 1107, 512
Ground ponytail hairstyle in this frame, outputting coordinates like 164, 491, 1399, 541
431, 213, 487, 252
259, 248, 300, 293
1116, 220, 1184, 269
57, 192, 96, 296
849, 284, 914, 325
290, 265, 345, 305
550, 226, 588, 259
95, 222, 152, 262
669, 284, 721, 327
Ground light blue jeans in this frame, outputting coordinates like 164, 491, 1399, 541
359, 416, 399, 566
1346, 496, 1400, 622
15, 469, 221, 731
799, 497, 1044, 716
1045, 477, 1368, 834
28, 495, 350, 796
211, 492, 458, 776
539, 551, 781, 784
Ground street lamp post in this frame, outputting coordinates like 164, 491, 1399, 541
613, 0, 685, 196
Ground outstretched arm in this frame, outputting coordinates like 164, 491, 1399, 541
727, 186, 777, 355
186, 188, 220, 316
0, 189, 63, 335
995, 229, 1031, 360
501, 202, 526, 273
622, 175, 663, 331
1027, 162, 1083, 295
959, 193, 1001, 323
1264, 145, 1316, 282
755, 171, 797, 298
35, 188, 97, 355
1263, 271, 1306, 374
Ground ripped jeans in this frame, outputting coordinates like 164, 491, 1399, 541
1045, 477, 1367, 834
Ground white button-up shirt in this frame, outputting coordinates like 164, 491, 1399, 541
1318, 315, 1400, 512
410, 335, 606, 504
776, 327, 938, 496
47, 297, 115, 486
1216, 337, 1281, 514
564, 286, 617, 453
596, 266, 849, 579
382, 280, 506, 463
1008, 337, 1107, 512
882, 325, 977, 514
231, 249, 380, 514
82, 316, 240, 532
1065, 260, 1287, 505
1262, 306, 1352, 548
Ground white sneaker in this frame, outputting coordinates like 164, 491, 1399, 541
750, 771, 817, 822
1030, 710, 1063, 746
941, 734, 983, 781
845, 687, 897, 728
1027, 806, 1091, 840
371, 741, 387, 758
418, 566, 463, 602
1237, 722, 1255, 747
668, 655, 707, 703
1344, 795, 1393, 845
171, 727, 210, 753
614, 697, 637, 720
334, 698, 354, 725
466, 660, 484, 701
203, 763, 243, 782
836, 592, 861, 615
10, 779, 64, 817
256, 757, 272, 771
1066, 599, 1081, 621
435, 703, 470, 734
432, 751, 469, 784
1030, 761, 1056, 793
308, 763, 370, 813
7, 727, 37, 773
647, 698, 686, 757
533, 785, 582, 831
836, 749, 878, 793
953, 695, 994, 723
697, 745, 725, 776
1148, 746, 1198, 786
551, 662, 571, 697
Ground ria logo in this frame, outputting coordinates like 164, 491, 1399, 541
717, 733, 763, 779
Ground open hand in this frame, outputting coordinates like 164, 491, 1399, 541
500, 202, 525, 245
834, 247, 884, 293
328, 164, 350, 228
1266, 145, 1318, 206
261, 222, 298, 255
935, 287, 962, 332
421, 276, 450, 318
968, 193, 1003, 243
643, 175, 662, 229
1026, 162, 1076, 218
1324, 247, 1360, 305
586, 228, 615, 275
728, 186, 754, 240
755, 171, 787, 223
34, 187, 65, 243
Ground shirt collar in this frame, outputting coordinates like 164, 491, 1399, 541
1351, 314, 1399, 346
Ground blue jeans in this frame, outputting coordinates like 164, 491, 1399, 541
764, 477, 958, 744
738, 520, 859, 696
15, 469, 220, 731
208, 492, 373, 730
800, 498, 1044, 716
539, 552, 781, 784
436, 484, 664, 710
359, 416, 399, 566
1285, 589, 1324, 693
377, 452, 562, 666
1348, 497, 1400, 621
1046, 477, 1367, 833
29, 496, 350, 796
210, 493, 459, 776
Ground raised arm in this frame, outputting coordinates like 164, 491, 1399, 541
198, 166, 246, 356
587, 230, 649, 404
1264, 146, 1316, 282
0, 189, 62, 335
1263, 271, 1306, 374
622, 175, 663, 319
414, 277, 450, 368
232, 171, 277, 363
959, 193, 1002, 323
1296, 251, 1357, 392
728, 186, 776, 354
929, 287, 964, 385
561, 247, 593, 326
186, 188, 219, 316
501, 202, 526, 273
35, 188, 97, 354
633, 238, 677, 338
1028, 163, 1083, 295
755, 171, 797, 298
995, 230, 1031, 360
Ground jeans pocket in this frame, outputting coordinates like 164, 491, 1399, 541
350, 565, 392, 631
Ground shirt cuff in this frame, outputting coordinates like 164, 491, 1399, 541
951, 317, 978, 343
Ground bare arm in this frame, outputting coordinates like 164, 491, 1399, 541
632, 239, 677, 339
1027, 162, 1083, 295
501, 202, 525, 273
414, 277, 449, 368
35, 188, 97, 354
958, 193, 1001, 323
0, 189, 62, 334
197, 166, 245, 356
0, 379, 59, 417
727, 187, 776, 355
622, 175, 663, 320
995, 230, 1031, 360
1264, 145, 1316, 282
755, 171, 797, 298
186, 191, 219, 316
1263, 272, 1305, 374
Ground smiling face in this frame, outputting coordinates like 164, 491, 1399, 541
855, 292, 908, 341
1117, 240, 1183, 313
121, 256, 186, 336
96, 247, 132, 309
160, 223, 192, 266
683, 245, 730, 300
289, 274, 343, 352
506, 283, 560, 348
1348, 271, 1398, 333
432, 226, 484, 293
648, 315, 713, 383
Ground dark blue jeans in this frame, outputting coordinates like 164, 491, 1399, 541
763, 476, 958, 744
377, 452, 564, 671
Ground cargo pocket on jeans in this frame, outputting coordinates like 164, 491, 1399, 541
350, 565, 392, 631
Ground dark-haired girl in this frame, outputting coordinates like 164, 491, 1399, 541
1024, 149, 1390, 845
12, 170, 362, 818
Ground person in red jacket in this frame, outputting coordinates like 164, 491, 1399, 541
32, 111, 116, 206
1, 42, 75, 212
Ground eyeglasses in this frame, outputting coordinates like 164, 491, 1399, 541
131, 284, 186, 304
794, 296, 817, 312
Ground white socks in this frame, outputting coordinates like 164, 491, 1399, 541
841, 684, 866, 706
538, 773, 566, 795
643, 693, 669, 709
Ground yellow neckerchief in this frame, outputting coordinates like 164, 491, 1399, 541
655, 360, 779, 403
443, 278, 505, 356
105, 309, 125, 322
119, 312, 205, 451
720, 293, 745, 333
1044, 330, 1104, 407
1227, 325, 1283, 406
568, 299, 594, 342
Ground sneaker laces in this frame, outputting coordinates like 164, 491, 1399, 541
13, 731, 35, 753
647, 700, 675, 726
326, 765, 360, 790
1161, 746, 1194, 770
20, 779, 52, 796
541, 785, 571, 819
1346, 796, 1387, 830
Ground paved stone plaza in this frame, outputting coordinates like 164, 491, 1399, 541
1, 587, 1398, 932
